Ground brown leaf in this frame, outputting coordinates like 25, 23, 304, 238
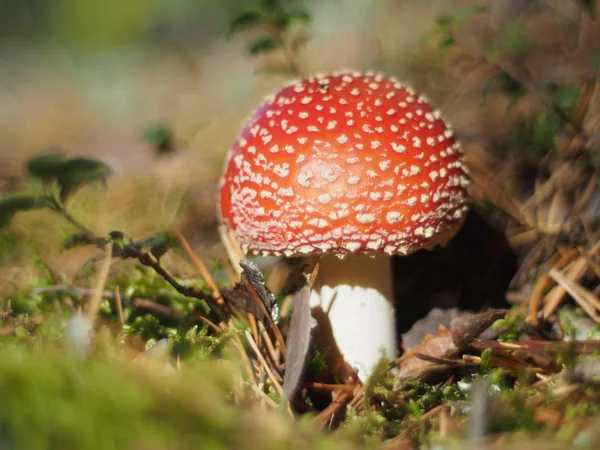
450, 309, 506, 348
221, 283, 265, 320
397, 325, 459, 380
401, 307, 463, 350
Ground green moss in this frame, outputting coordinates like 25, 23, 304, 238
343, 407, 387, 442
0, 346, 366, 450
0, 348, 239, 450
494, 315, 524, 342
308, 348, 329, 377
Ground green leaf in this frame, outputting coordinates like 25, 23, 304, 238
273, 12, 291, 29
438, 34, 456, 51
27, 153, 112, 202
503, 22, 532, 56
495, 72, 524, 95
249, 37, 279, 55
0, 194, 49, 228
577, 0, 595, 15
261, 0, 278, 9
227, 9, 267, 35
286, 11, 310, 23
149, 233, 172, 261
143, 124, 174, 155
553, 85, 580, 110
14, 325, 27, 339
27, 152, 66, 181
63, 233, 107, 251
436, 15, 454, 29
55, 157, 112, 202
509, 111, 560, 157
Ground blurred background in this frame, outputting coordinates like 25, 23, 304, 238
0, 0, 465, 260
1, 0, 599, 323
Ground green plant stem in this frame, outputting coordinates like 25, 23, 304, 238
45, 194, 224, 319
47, 196, 95, 236
130, 248, 226, 318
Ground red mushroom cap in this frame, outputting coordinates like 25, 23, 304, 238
218, 70, 469, 257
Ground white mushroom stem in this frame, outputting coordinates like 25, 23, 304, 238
309, 253, 397, 380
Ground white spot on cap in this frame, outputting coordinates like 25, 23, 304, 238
345, 242, 362, 252
337, 134, 348, 144
317, 193, 332, 204
278, 187, 293, 197
366, 239, 383, 251
298, 245, 315, 254
297, 169, 313, 187
273, 163, 290, 178
321, 169, 339, 182
308, 218, 329, 228
392, 143, 406, 153
386, 212, 403, 224
356, 213, 376, 224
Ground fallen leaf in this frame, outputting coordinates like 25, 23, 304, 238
283, 286, 315, 402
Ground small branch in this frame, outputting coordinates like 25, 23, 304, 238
131, 249, 225, 318
44, 193, 225, 320
46, 196, 95, 236
132, 298, 185, 319
35, 284, 114, 298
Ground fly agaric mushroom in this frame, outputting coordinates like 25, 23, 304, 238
218, 70, 469, 378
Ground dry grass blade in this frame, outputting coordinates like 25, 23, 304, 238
245, 330, 283, 396
257, 321, 280, 370
85, 245, 113, 324
548, 268, 600, 323
114, 286, 124, 329
175, 229, 225, 307
313, 390, 353, 428
218, 224, 243, 280
232, 333, 257, 384
244, 280, 287, 359
527, 247, 580, 324
248, 312, 260, 348
542, 257, 590, 319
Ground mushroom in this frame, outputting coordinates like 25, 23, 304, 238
218, 70, 470, 379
